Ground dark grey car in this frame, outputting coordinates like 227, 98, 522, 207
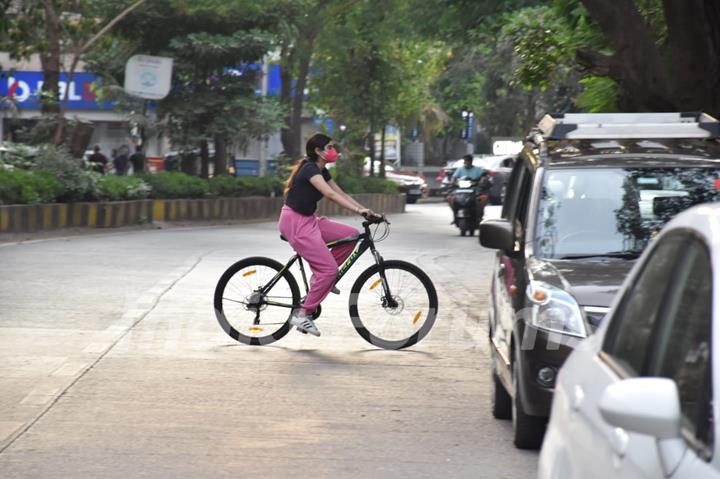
479, 112, 720, 450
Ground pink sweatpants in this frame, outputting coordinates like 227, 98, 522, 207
278, 206, 359, 312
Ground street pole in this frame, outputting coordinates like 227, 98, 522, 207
259, 60, 269, 177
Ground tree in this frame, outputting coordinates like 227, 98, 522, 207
577, 0, 720, 114
313, 0, 442, 175
92, 0, 285, 177
1, 1, 147, 144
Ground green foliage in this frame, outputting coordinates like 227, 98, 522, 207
313, 0, 444, 156
95, 175, 151, 202
0, 169, 64, 205
88, 0, 285, 159
0, 142, 39, 170
33, 146, 98, 202
331, 169, 398, 195
143, 172, 210, 199
501, 6, 574, 92
576, 76, 619, 112
208, 175, 284, 197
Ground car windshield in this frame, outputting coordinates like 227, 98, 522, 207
534, 167, 720, 259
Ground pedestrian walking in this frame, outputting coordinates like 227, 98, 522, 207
129, 145, 147, 175
87, 145, 108, 174
279, 133, 375, 336
113, 146, 130, 176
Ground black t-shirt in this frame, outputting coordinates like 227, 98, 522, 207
285, 161, 332, 216
129, 152, 146, 172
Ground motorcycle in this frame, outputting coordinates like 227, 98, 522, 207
449, 175, 490, 237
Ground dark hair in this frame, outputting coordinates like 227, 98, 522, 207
463, 154, 473, 163
284, 133, 333, 195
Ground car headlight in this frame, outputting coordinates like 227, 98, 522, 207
526, 281, 587, 338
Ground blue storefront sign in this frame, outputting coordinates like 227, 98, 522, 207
0, 71, 115, 110
2, 64, 282, 111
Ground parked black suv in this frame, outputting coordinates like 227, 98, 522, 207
480, 112, 720, 449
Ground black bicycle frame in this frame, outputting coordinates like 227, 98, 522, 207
260, 221, 394, 309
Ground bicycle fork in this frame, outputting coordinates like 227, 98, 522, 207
372, 249, 398, 309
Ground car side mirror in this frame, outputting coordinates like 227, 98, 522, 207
479, 219, 514, 251
599, 378, 681, 438
599, 378, 685, 475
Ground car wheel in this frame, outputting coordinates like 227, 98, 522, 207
491, 368, 512, 420
512, 360, 546, 449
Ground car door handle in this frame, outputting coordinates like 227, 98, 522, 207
610, 427, 629, 458
571, 385, 584, 411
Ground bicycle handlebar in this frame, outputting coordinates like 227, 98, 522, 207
362, 212, 389, 225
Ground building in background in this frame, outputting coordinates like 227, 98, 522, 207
0, 53, 167, 160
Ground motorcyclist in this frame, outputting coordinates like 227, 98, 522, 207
452, 154, 483, 183
448, 155, 489, 224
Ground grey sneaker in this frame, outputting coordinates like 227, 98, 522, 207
289, 312, 321, 336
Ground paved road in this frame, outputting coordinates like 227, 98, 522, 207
0, 203, 537, 478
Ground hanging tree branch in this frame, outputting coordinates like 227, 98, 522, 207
53, 0, 147, 145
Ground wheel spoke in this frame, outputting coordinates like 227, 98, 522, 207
215, 259, 299, 346
350, 262, 437, 349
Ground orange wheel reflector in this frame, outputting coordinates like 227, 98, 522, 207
370, 279, 382, 290
413, 311, 422, 325
248, 326, 263, 333
242, 270, 257, 277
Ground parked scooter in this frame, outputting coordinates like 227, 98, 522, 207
449, 175, 490, 236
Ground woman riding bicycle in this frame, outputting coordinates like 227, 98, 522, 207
280, 133, 375, 336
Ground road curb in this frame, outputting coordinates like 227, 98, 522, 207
0, 194, 406, 234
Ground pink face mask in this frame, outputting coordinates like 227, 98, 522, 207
322, 146, 338, 163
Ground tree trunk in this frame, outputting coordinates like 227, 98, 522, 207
279, 33, 316, 161
368, 117, 375, 177
664, 0, 720, 115
40, 0, 61, 117
291, 37, 314, 157
379, 126, 386, 178
214, 135, 227, 176
523, 90, 537, 133
200, 140, 210, 179
279, 44, 297, 159
579, 0, 674, 111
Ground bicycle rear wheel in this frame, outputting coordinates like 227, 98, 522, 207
214, 257, 300, 346
349, 260, 438, 350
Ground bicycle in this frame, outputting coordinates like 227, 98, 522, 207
214, 214, 438, 350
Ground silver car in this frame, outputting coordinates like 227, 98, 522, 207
539, 202, 720, 479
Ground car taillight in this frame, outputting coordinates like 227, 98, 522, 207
436, 172, 444, 181
488, 170, 497, 176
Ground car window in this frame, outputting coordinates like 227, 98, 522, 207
501, 160, 527, 221
535, 167, 720, 259
646, 237, 713, 454
602, 232, 685, 375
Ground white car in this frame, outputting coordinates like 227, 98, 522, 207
539, 202, 719, 478
362, 159, 427, 203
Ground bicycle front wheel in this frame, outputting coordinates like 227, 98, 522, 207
214, 257, 300, 346
349, 260, 438, 350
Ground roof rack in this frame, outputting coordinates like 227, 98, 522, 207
536, 112, 720, 140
